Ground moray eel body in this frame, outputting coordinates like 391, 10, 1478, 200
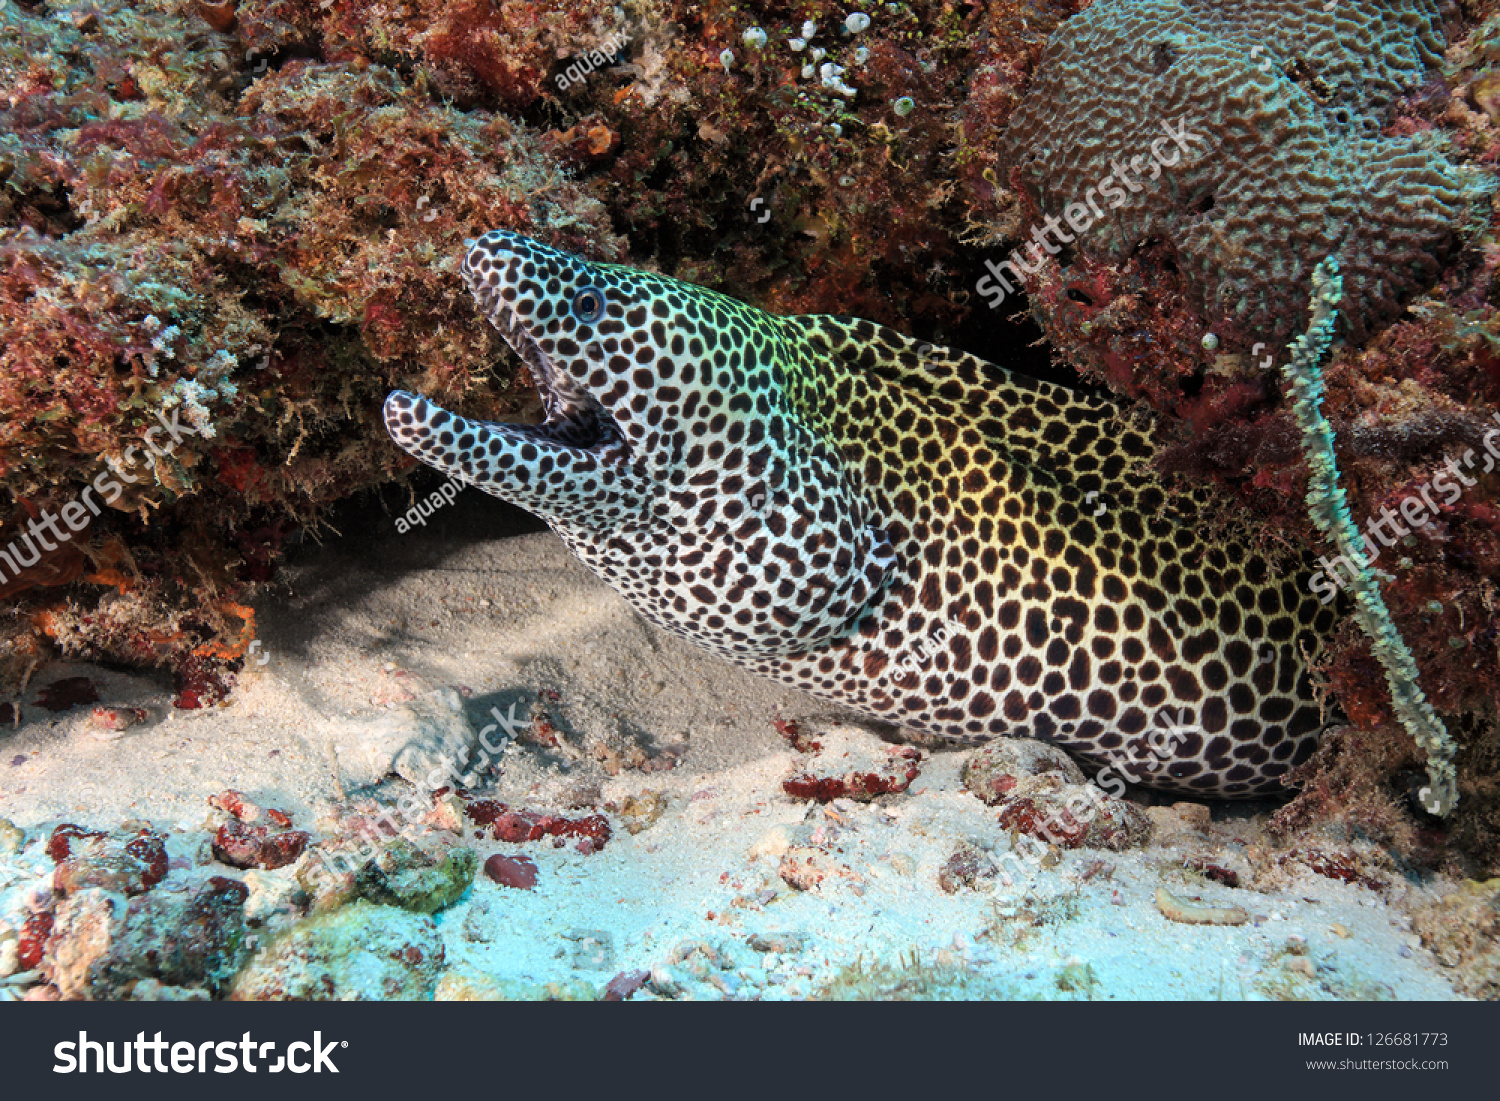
385, 231, 1337, 796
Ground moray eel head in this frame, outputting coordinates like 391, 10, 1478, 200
385, 230, 895, 658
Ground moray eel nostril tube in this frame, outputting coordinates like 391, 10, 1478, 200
385, 229, 1339, 798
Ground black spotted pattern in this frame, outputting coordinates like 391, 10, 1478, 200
384, 230, 1335, 799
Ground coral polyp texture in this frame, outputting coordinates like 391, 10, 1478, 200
995, 0, 1480, 354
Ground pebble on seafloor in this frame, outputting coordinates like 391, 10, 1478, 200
325, 687, 483, 788
961, 741, 1152, 851
483, 854, 538, 890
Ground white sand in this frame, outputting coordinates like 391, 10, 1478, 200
0, 491, 1463, 999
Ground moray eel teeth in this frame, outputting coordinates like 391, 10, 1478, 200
386, 229, 1339, 799
386, 229, 897, 658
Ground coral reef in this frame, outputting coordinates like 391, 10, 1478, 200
994, 0, 1479, 356
0, 0, 619, 690
0, 0, 1499, 871
989, 0, 1500, 862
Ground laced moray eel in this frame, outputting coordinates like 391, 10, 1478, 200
385, 230, 1341, 798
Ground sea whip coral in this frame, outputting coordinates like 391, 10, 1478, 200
1280, 258, 1457, 815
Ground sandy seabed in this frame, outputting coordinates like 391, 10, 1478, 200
0, 490, 1466, 1000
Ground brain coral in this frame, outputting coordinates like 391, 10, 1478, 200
996, 0, 1481, 351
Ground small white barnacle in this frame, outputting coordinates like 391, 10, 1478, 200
720, 49, 734, 72
845, 12, 871, 34
742, 27, 767, 49
1201, 332, 1219, 352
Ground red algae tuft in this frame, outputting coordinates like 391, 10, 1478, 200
211, 820, 309, 870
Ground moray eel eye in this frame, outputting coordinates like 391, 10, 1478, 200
571, 286, 607, 324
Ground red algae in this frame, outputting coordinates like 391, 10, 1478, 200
461, 795, 611, 848
51, 825, 170, 895
211, 820, 310, 870
18, 911, 54, 971
483, 854, 538, 890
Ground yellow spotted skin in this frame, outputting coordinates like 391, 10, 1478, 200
386, 231, 1338, 797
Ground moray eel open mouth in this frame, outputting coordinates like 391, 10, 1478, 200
384, 228, 897, 659
384, 228, 1340, 800
464, 235, 622, 458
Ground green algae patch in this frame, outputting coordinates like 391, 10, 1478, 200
230, 901, 445, 1001
356, 839, 478, 914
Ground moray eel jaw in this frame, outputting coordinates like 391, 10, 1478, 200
385, 230, 896, 658
387, 231, 1339, 799
457, 230, 619, 452
384, 233, 630, 527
